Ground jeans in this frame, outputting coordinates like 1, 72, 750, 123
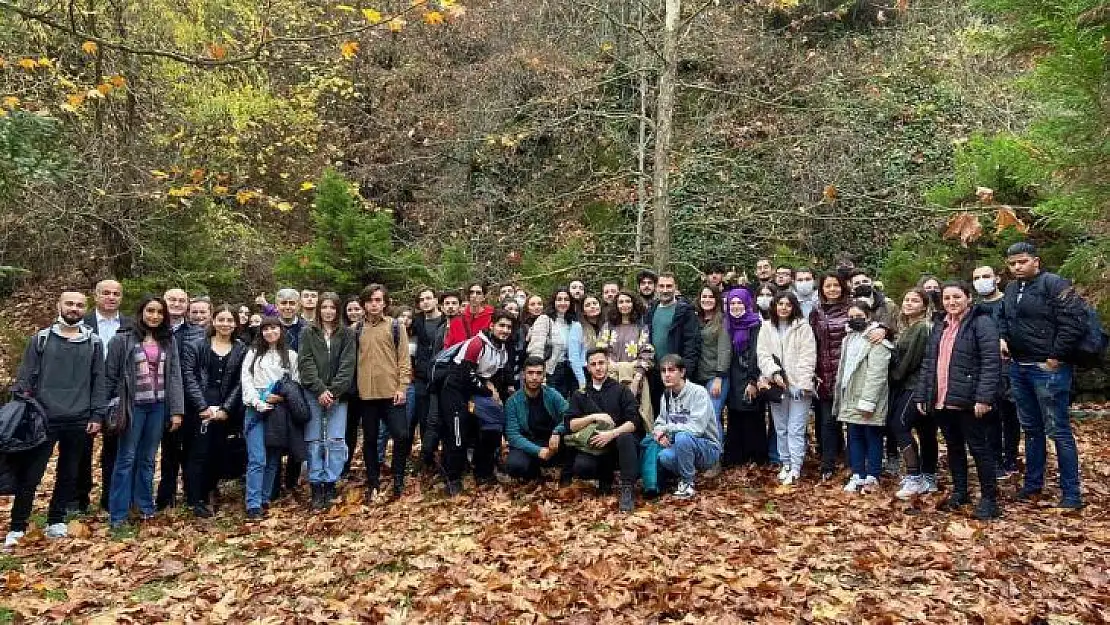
936, 408, 999, 501
769, 391, 809, 473
1010, 362, 1081, 501
109, 401, 166, 524
243, 407, 269, 511
263, 448, 282, 503
658, 432, 721, 483
847, 423, 883, 479
306, 400, 349, 485
7, 427, 84, 531
700, 376, 729, 431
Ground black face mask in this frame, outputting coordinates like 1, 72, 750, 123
927, 290, 942, 308
847, 318, 869, 332
853, 284, 874, 298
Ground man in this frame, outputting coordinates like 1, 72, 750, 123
164, 288, 205, 347
749, 258, 775, 294
703, 262, 727, 291
410, 288, 448, 471
75, 279, 130, 513
636, 269, 657, 308
156, 288, 206, 510
354, 284, 413, 498
564, 349, 642, 512
498, 283, 516, 303
654, 354, 722, 499
187, 296, 212, 328
299, 289, 319, 324
444, 282, 494, 347
601, 281, 621, 308
568, 279, 587, 309
973, 265, 1020, 477
774, 265, 794, 291
998, 242, 1086, 508
791, 268, 820, 319
505, 357, 570, 482
441, 290, 462, 321
6, 290, 106, 548
644, 273, 702, 418
274, 288, 306, 351
847, 270, 898, 328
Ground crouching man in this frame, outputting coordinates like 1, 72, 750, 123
655, 354, 722, 499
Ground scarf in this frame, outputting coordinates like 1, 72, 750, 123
724, 288, 762, 353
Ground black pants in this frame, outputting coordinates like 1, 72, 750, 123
156, 428, 186, 508
357, 398, 411, 489
344, 399, 361, 476
936, 408, 998, 501
647, 369, 664, 422
568, 432, 640, 486
815, 398, 844, 473
889, 387, 939, 475
439, 384, 499, 483
421, 391, 441, 468
547, 361, 578, 401
989, 399, 1020, 471
76, 431, 117, 510
8, 427, 84, 532
505, 443, 572, 481
183, 414, 226, 506
723, 404, 768, 466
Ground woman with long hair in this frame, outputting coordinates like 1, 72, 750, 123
597, 290, 655, 427
889, 288, 938, 499
724, 288, 766, 466
104, 295, 185, 528
694, 286, 732, 426
810, 272, 851, 480
526, 286, 585, 398
343, 297, 364, 328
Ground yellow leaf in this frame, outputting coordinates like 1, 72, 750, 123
423, 10, 444, 24
339, 40, 359, 60
335, 4, 356, 11
300, 182, 316, 191
17, 58, 36, 71
1, 96, 19, 110
96, 83, 113, 96
236, 189, 256, 205
599, 41, 614, 52
388, 17, 407, 32
362, 8, 383, 23
66, 93, 86, 108
275, 201, 293, 212
81, 40, 98, 55
86, 88, 105, 100
37, 57, 53, 68
168, 186, 195, 198
150, 170, 170, 179
212, 185, 229, 196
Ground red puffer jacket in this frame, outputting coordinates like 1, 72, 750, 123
810, 301, 849, 401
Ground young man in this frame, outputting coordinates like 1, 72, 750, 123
504, 356, 570, 482
441, 290, 462, 321
972, 264, 1020, 477
564, 349, 642, 512
774, 265, 794, 291
601, 281, 621, 308
75, 279, 130, 513
498, 283, 516, 303
300, 289, 319, 324
848, 270, 898, 328
410, 288, 448, 470
156, 288, 206, 510
703, 262, 727, 291
655, 354, 722, 499
440, 309, 517, 495
750, 258, 775, 294
791, 268, 820, 319
644, 273, 702, 418
6, 290, 106, 548
636, 269, 658, 309
444, 282, 494, 347
353, 284, 413, 499
998, 242, 1086, 508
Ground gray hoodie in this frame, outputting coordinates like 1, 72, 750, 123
656, 380, 721, 449
14, 323, 108, 427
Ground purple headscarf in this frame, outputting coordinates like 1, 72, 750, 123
725, 288, 762, 353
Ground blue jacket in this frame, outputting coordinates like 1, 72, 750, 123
504, 386, 568, 457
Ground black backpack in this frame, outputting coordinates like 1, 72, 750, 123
429, 342, 466, 391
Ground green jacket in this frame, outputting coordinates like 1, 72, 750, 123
833, 327, 893, 426
505, 386, 568, 457
890, 319, 930, 391
297, 325, 356, 397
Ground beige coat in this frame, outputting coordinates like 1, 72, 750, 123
756, 318, 817, 393
832, 328, 893, 426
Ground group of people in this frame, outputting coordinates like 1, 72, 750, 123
1, 241, 1093, 549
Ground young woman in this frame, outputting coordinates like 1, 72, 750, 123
835, 301, 893, 494
914, 281, 1001, 519
695, 286, 732, 425
240, 317, 299, 520
889, 289, 937, 499
597, 290, 654, 428
568, 279, 587, 315
756, 291, 816, 485
526, 287, 585, 398
724, 288, 766, 466
104, 295, 185, 528
180, 305, 246, 518
343, 298, 364, 328
234, 305, 253, 343
917, 275, 944, 320
523, 295, 545, 330
298, 293, 356, 511
577, 294, 604, 382
755, 285, 775, 321
810, 272, 851, 480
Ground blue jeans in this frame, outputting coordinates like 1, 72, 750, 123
109, 401, 165, 525
705, 376, 729, 433
306, 400, 348, 484
1010, 362, 1082, 501
847, 423, 883, 479
658, 431, 721, 483
243, 407, 269, 511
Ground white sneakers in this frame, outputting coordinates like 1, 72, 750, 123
673, 481, 695, 499
3, 531, 24, 550
844, 474, 879, 493
777, 465, 800, 486
922, 474, 939, 493
45, 523, 68, 539
777, 465, 791, 482
843, 474, 864, 493
896, 475, 930, 499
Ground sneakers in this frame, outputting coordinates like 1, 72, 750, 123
883, 455, 901, 477
703, 462, 722, 479
45, 523, 68, 539
619, 482, 635, 512
777, 465, 791, 482
781, 471, 798, 486
1015, 487, 1042, 502
843, 474, 864, 493
245, 508, 264, 521
922, 474, 939, 493
859, 475, 879, 494
673, 481, 696, 499
3, 531, 24, 550
192, 503, 214, 518
820, 470, 835, 483
896, 475, 929, 500
1054, 498, 1084, 510
938, 493, 971, 511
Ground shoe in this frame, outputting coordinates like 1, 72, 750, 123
974, 498, 1001, 520
896, 475, 929, 500
1015, 487, 1042, 501
324, 483, 337, 507
598, 481, 614, 496
558, 473, 573, 488
922, 474, 939, 493
673, 481, 695, 499
309, 484, 324, 511
781, 472, 796, 486
392, 481, 404, 498
859, 475, 879, 494
246, 508, 264, 521
777, 465, 791, 481
843, 474, 864, 493
45, 522, 68, 539
703, 462, 722, 479
619, 482, 635, 513
938, 493, 971, 511
883, 455, 901, 477
4, 531, 25, 550
445, 481, 462, 497
1054, 498, 1084, 510
192, 504, 214, 518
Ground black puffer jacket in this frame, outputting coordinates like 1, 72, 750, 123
914, 306, 1000, 410
998, 271, 1086, 363
644, 299, 702, 374
181, 338, 247, 418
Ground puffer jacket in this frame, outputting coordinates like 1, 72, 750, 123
914, 306, 1001, 410
998, 271, 1086, 363
833, 325, 893, 426
756, 318, 817, 393
810, 301, 849, 400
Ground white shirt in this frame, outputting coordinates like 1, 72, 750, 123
241, 348, 300, 410
95, 310, 122, 356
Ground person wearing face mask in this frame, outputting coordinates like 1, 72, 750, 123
836, 301, 894, 495
971, 265, 1019, 478
917, 276, 944, 322
791, 268, 819, 319
810, 273, 851, 480
847, 270, 898, 329
6, 290, 107, 548
755, 285, 776, 321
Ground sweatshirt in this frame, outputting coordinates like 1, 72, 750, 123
656, 380, 721, 449
14, 323, 108, 427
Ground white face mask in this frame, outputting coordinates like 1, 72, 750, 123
756, 296, 773, 311
794, 280, 815, 297
973, 278, 996, 296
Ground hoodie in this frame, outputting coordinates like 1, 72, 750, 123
14, 323, 108, 428
656, 380, 721, 449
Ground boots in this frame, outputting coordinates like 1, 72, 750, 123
310, 483, 325, 511
619, 480, 635, 513
324, 482, 337, 507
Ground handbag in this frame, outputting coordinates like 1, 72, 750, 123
760, 354, 788, 404
104, 370, 132, 435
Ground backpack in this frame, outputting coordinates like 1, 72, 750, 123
429, 341, 466, 391
1074, 302, 1109, 367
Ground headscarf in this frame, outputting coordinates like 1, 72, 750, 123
725, 288, 762, 353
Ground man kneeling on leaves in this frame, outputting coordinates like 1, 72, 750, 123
655, 353, 722, 499
504, 356, 571, 482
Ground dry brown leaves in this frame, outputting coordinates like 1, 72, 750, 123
3, 419, 1110, 623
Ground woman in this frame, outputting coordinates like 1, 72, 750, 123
889, 289, 937, 499
597, 290, 654, 428
343, 298, 364, 328
298, 293, 356, 511
914, 281, 1001, 520
695, 286, 732, 426
523, 295, 545, 331
755, 285, 775, 320
577, 295, 604, 379
234, 305, 253, 343
526, 287, 585, 398
240, 317, 299, 520
810, 272, 851, 480
180, 305, 247, 518
724, 288, 766, 466
756, 291, 816, 485
568, 279, 587, 315
917, 275, 943, 319
104, 295, 186, 528
835, 301, 893, 494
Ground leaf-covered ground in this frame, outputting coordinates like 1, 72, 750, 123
3, 419, 1109, 623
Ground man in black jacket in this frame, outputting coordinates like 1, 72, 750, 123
411, 287, 447, 470
156, 288, 207, 510
998, 242, 1086, 508
643, 273, 702, 419
564, 349, 643, 512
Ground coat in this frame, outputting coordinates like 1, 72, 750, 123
756, 318, 817, 393
297, 325, 356, 398
914, 306, 1001, 410
644, 299, 702, 374
180, 338, 247, 418
727, 331, 761, 412
810, 301, 848, 401
104, 328, 186, 418
833, 326, 893, 426
504, 386, 569, 457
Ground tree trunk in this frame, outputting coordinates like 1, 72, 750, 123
652, 0, 680, 271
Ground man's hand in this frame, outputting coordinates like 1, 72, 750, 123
772, 373, 786, 388
593, 413, 615, 428
974, 402, 991, 418
266, 394, 283, 405
916, 402, 927, 415
710, 378, 723, 398
255, 294, 269, 307
547, 434, 560, 451
866, 327, 888, 344
394, 389, 407, 406
210, 408, 228, 421
1043, 358, 1060, 371
538, 447, 553, 461
1000, 339, 1010, 359
859, 410, 874, 420
256, 402, 273, 413
589, 430, 615, 448
86, 421, 101, 435
169, 414, 183, 432
318, 390, 334, 408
